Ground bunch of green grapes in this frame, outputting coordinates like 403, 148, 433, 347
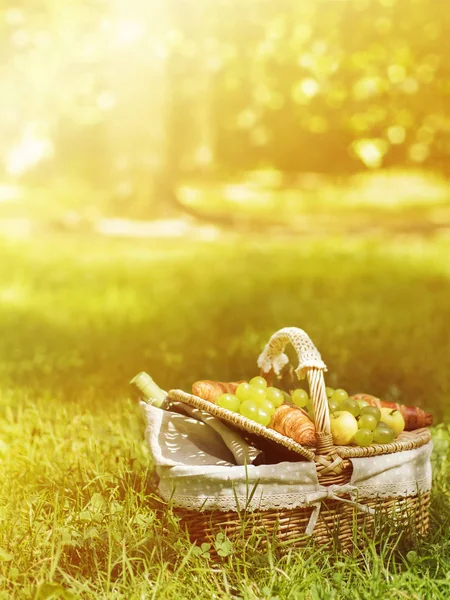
217, 377, 285, 426
326, 387, 397, 447
290, 388, 313, 417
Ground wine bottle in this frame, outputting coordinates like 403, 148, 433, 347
130, 372, 168, 408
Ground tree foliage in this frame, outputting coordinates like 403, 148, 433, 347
1, 0, 450, 204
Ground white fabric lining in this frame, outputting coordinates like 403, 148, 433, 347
142, 402, 432, 513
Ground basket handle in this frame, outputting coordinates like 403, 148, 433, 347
257, 327, 333, 454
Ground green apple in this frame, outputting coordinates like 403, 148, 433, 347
330, 410, 358, 445
379, 407, 405, 436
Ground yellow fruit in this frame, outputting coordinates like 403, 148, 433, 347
379, 407, 405, 436
330, 410, 358, 445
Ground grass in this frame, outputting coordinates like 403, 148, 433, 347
0, 231, 449, 599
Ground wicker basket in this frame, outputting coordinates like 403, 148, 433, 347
165, 327, 432, 551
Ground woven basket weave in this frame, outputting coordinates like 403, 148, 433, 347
166, 327, 432, 551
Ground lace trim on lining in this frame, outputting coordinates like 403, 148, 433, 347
161, 492, 313, 512
353, 476, 431, 499
160, 477, 432, 512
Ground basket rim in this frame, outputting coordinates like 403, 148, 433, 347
167, 389, 432, 463
168, 389, 316, 461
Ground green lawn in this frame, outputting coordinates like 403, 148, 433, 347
0, 233, 449, 599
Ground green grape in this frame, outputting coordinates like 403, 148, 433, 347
358, 413, 378, 431
282, 391, 291, 404
257, 398, 276, 415
254, 407, 272, 426
340, 397, 360, 417
265, 387, 284, 407
328, 399, 340, 414
292, 388, 309, 408
326, 387, 335, 399
248, 386, 266, 402
377, 421, 390, 430
249, 376, 268, 389
236, 382, 253, 402
217, 394, 241, 412
353, 428, 374, 447
240, 400, 259, 420
357, 399, 370, 409
373, 424, 395, 444
360, 405, 381, 422
331, 389, 348, 404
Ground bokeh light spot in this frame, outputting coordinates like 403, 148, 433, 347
312, 40, 327, 56
237, 110, 258, 129
401, 78, 419, 95
292, 78, 320, 105
409, 143, 430, 163
97, 92, 116, 111
352, 139, 388, 169
11, 29, 30, 47
298, 53, 314, 69
387, 126, 406, 145
388, 64, 406, 84
294, 24, 311, 43
301, 78, 320, 97
116, 20, 145, 45
194, 145, 213, 165
5, 9, 23, 26
353, 77, 384, 100
251, 126, 269, 147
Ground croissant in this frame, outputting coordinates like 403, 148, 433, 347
269, 404, 316, 447
192, 380, 244, 403
351, 393, 433, 430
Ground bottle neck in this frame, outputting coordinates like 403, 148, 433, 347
130, 372, 167, 408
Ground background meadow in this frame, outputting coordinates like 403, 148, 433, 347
1, 0, 450, 598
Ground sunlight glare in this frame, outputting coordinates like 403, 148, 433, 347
97, 91, 116, 111
0, 285, 26, 306
116, 20, 145, 45
6, 126, 53, 176
0, 184, 22, 203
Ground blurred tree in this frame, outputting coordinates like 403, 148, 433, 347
0, 0, 450, 217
